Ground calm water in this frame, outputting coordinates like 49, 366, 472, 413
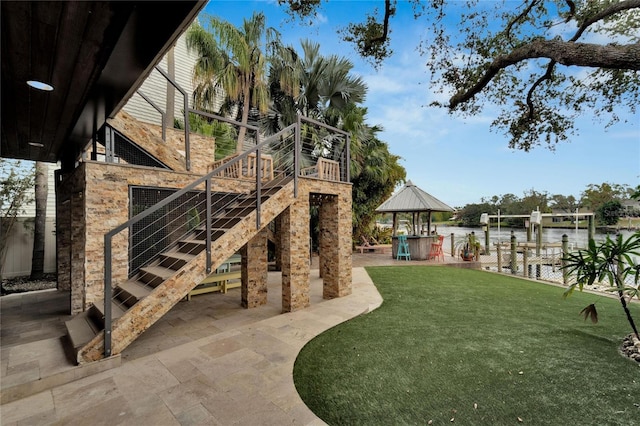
434, 225, 636, 249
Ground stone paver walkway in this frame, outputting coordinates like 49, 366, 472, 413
1, 267, 383, 425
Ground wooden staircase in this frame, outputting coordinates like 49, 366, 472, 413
65, 175, 294, 364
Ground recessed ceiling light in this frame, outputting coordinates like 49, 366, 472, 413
27, 80, 54, 91
28, 141, 45, 148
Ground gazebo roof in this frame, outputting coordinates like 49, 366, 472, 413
376, 180, 454, 213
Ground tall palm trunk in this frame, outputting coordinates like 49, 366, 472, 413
30, 162, 47, 280
236, 84, 252, 154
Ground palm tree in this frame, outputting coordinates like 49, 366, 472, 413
186, 12, 280, 154
266, 40, 367, 128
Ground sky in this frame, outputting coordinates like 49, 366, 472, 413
203, 0, 640, 208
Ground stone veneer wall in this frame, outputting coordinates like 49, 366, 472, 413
106, 111, 215, 175
241, 228, 268, 308
57, 161, 254, 314
55, 168, 85, 312
56, 159, 352, 317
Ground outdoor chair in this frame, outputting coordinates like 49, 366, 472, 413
356, 235, 392, 254
300, 157, 341, 181
429, 235, 444, 261
396, 234, 411, 261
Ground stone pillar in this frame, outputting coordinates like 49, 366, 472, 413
319, 192, 352, 299
70, 190, 86, 314
55, 185, 71, 292
281, 201, 310, 312
241, 228, 268, 308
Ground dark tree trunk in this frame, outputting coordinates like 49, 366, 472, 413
30, 162, 47, 280
618, 290, 640, 340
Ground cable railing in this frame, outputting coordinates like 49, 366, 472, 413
101, 112, 350, 357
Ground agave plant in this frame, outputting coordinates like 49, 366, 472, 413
562, 231, 640, 339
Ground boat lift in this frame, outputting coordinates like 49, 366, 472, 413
479, 209, 595, 256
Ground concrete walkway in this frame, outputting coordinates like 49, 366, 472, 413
1, 267, 383, 425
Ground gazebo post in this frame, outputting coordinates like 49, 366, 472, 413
392, 212, 397, 236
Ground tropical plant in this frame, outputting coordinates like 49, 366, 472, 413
563, 232, 640, 340
186, 12, 280, 153
455, 232, 482, 260
265, 40, 367, 128
175, 113, 237, 160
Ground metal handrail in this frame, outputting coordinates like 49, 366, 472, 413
136, 90, 166, 141
154, 66, 191, 170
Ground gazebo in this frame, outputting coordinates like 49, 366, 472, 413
376, 180, 454, 259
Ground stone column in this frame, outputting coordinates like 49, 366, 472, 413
281, 200, 310, 312
70, 190, 86, 314
55, 185, 71, 293
319, 192, 352, 299
241, 228, 268, 308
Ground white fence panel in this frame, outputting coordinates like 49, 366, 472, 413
1, 217, 56, 278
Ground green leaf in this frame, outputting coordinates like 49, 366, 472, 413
579, 304, 598, 324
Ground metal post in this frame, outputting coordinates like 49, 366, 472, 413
450, 233, 455, 258
103, 235, 112, 357
561, 234, 569, 285
205, 179, 212, 274
137, 90, 166, 141
510, 232, 517, 274
523, 245, 529, 278
256, 146, 262, 229
497, 244, 502, 271
105, 126, 114, 163
294, 114, 300, 197
345, 135, 351, 182
154, 66, 190, 170
536, 221, 542, 279
183, 90, 190, 171
484, 225, 490, 255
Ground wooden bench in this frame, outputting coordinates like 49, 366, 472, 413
186, 254, 242, 300
355, 244, 392, 254
187, 270, 241, 300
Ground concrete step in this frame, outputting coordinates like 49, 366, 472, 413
138, 265, 175, 287
90, 298, 127, 327
115, 280, 152, 308
65, 311, 100, 351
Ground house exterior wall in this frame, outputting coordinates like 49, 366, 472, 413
122, 32, 198, 127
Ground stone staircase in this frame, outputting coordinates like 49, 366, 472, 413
65, 174, 294, 364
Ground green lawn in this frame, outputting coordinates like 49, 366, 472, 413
294, 266, 640, 425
